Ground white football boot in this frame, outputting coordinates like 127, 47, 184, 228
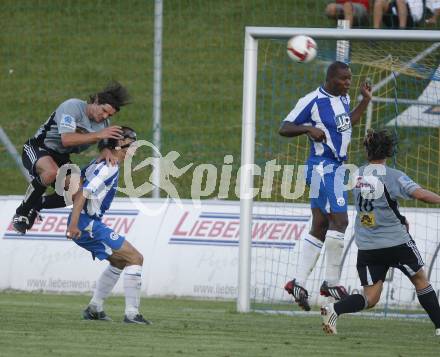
321, 303, 338, 335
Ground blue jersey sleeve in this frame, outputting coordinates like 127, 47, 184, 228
82, 162, 118, 198
283, 91, 317, 125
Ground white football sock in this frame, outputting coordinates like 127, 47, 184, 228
324, 230, 345, 286
124, 265, 143, 318
295, 234, 323, 287
90, 265, 122, 311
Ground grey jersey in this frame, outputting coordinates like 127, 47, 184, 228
353, 164, 420, 250
33, 99, 109, 154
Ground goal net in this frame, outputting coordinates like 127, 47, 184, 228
238, 27, 440, 317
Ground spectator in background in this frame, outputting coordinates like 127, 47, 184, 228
422, 0, 440, 25
326, 0, 370, 27
373, 0, 439, 28
373, 0, 413, 29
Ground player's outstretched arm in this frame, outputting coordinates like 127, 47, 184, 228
350, 80, 372, 126
411, 188, 440, 204
61, 126, 123, 147
279, 122, 326, 142
66, 189, 87, 239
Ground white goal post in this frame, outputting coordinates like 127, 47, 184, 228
238, 27, 440, 313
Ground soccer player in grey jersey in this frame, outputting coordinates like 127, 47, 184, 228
13, 82, 130, 234
321, 129, 440, 336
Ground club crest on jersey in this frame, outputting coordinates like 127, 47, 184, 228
60, 114, 76, 130
110, 232, 119, 241
334, 113, 351, 132
63, 115, 73, 124
337, 197, 345, 206
360, 212, 376, 227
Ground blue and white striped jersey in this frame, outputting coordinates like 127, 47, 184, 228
81, 160, 119, 220
283, 86, 352, 162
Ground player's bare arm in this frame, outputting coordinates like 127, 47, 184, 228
97, 147, 119, 166
66, 189, 87, 240
350, 80, 372, 126
279, 123, 326, 142
411, 188, 440, 204
61, 126, 123, 147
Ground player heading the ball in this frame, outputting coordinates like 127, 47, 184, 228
279, 61, 372, 311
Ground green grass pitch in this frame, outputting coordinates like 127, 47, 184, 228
0, 292, 439, 356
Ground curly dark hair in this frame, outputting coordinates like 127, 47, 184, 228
89, 81, 131, 111
363, 128, 396, 161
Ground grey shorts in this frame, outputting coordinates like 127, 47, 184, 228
335, 3, 369, 25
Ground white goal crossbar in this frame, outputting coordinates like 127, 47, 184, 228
238, 27, 440, 313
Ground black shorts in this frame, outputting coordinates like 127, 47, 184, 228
384, 1, 414, 28
22, 139, 71, 179
357, 240, 424, 286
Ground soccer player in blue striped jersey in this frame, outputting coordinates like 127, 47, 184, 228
322, 129, 440, 335
280, 61, 372, 310
66, 126, 150, 325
